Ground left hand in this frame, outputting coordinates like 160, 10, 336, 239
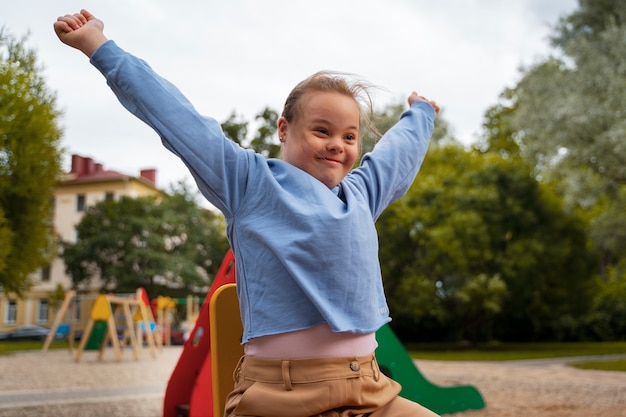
408, 92, 439, 114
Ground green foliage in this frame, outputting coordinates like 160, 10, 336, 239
221, 111, 248, 146
0, 206, 13, 274
476, 94, 520, 158
552, 0, 626, 47
474, 1, 626, 341
48, 283, 66, 310
250, 107, 280, 158
62, 185, 228, 297
452, 274, 507, 343
583, 266, 626, 340
0, 29, 63, 294
221, 106, 280, 158
490, 1, 626, 199
378, 142, 593, 342
498, 1, 626, 281
164, 181, 231, 285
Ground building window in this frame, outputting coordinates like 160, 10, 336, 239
76, 194, 86, 212
37, 299, 49, 323
41, 264, 51, 282
4, 300, 17, 324
105, 192, 114, 201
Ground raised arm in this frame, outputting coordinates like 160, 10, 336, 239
52, 9, 253, 218
350, 98, 437, 218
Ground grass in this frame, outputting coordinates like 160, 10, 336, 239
406, 341, 626, 373
406, 341, 626, 361
569, 359, 626, 372
0, 340, 70, 355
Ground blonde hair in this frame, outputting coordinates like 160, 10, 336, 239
281, 71, 379, 142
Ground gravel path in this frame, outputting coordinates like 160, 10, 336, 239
0, 347, 624, 416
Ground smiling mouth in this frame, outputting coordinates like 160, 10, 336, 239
317, 155, 341, 164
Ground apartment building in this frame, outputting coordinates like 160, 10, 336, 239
0, 154, 162, 333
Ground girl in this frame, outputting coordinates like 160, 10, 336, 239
54, 9, 440, 417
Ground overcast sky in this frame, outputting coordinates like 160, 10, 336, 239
3, 0, 578, 191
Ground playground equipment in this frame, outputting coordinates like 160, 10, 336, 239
42, 290, 80, 354
183, 294, 202, 326
376, 324, 485, 414
209, 284, 243, 417
51, 288, 161, 362
153, 296, 177, 346
163, 250, 485, 416
163, 249, 236, 417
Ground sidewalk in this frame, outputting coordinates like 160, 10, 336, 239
0, 346, 181, 417
0, 384, 165, 410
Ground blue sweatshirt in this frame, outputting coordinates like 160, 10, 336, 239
90, 40, 435, 343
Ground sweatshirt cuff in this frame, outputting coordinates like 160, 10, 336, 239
89, 40, 121, 76
411, 99, 437, 118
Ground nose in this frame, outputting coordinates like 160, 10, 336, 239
326, 136, 343, 153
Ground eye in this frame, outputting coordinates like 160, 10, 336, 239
315, 127, 329, 136
344, 133, 357, 142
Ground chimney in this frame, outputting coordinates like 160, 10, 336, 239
140, 168, 157, 184
85, 157, 95, 175
71, 154, 86, 177
70, 154, 104, 178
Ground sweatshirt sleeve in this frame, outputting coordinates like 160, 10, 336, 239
89, 40, 250, 217
350, 100, 435, 219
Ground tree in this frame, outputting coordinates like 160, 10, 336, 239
584, 266, 626, 341
221, 111, 248, 146
164, 181, 231, 285
378, 142, 593, 342
221, 106, 280, 158
477, 94, 521, 159
0, 30, 63, 294
249, 107, 280, 158
62, 186, 228, 297
487, 0, 626, 285
552, 0, 626, 47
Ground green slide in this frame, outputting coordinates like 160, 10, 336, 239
85, 320, 107, 350
375, 324, 485, 415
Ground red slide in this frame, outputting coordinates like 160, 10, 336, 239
162, 249, 236, 417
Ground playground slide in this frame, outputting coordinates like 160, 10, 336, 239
163, 250, 236, 417
375, 324, 485, 414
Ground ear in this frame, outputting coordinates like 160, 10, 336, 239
277, 116, 289, 142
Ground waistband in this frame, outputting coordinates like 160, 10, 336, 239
244, 323, 378, 359
235, 354, 381, 390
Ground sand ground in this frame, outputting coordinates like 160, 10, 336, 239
0, 346, 624, 416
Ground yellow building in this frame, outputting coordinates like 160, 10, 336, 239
0, 154, 162, 334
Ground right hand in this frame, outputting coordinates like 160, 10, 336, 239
54, 9, 107, 57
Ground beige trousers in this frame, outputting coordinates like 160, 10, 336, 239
224, 354, 440, 417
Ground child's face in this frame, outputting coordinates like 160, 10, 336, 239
278, 91, 360, 189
